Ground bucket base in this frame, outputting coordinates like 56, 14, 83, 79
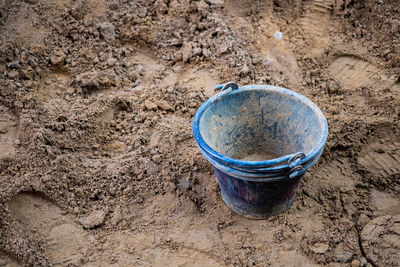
213, 167, 302, 219
221, 191, 295, 219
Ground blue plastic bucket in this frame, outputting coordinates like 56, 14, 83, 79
192, 83, 328, 218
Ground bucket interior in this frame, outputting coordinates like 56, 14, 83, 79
199, 89, 324, 161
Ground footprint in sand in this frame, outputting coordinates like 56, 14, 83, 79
361, 215, 400, 266
9, 193, 91, 266
357, 129, 400, 179
313, 157, 359, 191
84, 230, 224, 267
300, 0, 334, 55
328, 56, 389, 91
370, 189, 400, 216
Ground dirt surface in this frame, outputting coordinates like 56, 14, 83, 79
0, 0, 399, 266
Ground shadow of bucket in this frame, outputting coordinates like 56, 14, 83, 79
192, 83, 328, 219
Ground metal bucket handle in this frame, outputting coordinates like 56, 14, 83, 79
287, 152, 306, 178
215, 82, 239, 91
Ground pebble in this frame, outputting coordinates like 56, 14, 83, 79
335, 251, 353, 263
310, 242, 329, 254
181, 42, 192, 62
106, 57, 118, 67
7, 70, 18, 79
192, 47, 202, 56
0, 125, 7, 134
100, 22, 116, 42
146, 160, 159, 175
7, 60, 20, 68
205, 0, 224, 5
351, 259, 361, 267
144, 100, 158, 111
111, 205, 122, 226
155, 100, 174, 111
177, 177, 191, 191
28, 58, 37, 67
66, 87, 76, 95
76, 70, 100, 90
391, 19, 400, 32
79, 210, 106, 229
50, 47, 66, 66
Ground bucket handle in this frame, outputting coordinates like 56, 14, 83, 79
288, 152, 306, 178
288, 152, 306, 168
215, 82, 239, 91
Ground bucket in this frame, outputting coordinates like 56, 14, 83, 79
192, 82, 328, 218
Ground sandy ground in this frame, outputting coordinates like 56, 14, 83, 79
0, 0, 399, 266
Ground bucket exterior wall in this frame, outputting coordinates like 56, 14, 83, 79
192, 84, 328, 219
213, 167, 303, 219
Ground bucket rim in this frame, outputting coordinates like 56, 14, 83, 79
199, 145, 322, 181
202, 146, 322, 182
200, 146, 312, 173
192, 84, 329, 169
